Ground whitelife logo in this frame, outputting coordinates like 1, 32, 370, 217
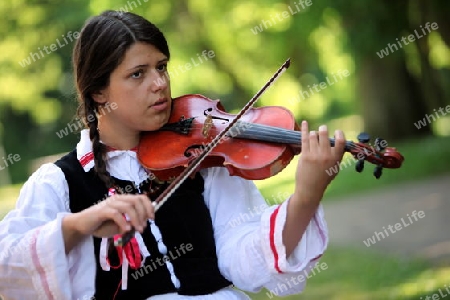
0, 154, 21, 171
376, 22, 439, 58
363, 210, 425, 247
19, 31, 80, 67
250, 0, 312, 34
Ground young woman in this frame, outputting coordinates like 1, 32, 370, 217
0, 10, 345, 300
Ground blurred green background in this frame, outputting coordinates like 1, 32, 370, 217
1, 0, 449, 299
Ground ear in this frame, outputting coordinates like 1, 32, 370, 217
91, 89, 108, 104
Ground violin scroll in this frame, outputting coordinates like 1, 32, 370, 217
348, 132, 404, 179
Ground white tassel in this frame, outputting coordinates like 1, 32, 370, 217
99, 238, 110, 271
122, 252, 129, 290
149, 220, 181, 288
135, 232, 151, 267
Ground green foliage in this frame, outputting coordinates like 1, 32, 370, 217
0, 0, 449, 183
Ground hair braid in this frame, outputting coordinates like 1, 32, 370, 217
86, 100, 114, 188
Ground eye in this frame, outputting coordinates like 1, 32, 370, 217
131, 69, 144, 79
156, 63, 167, 72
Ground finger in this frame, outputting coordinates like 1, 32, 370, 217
318, 125, 330, 154
140, 195, 155, 220
333, 130, 346, 159
135, 195, 154, 224
301, 120, 310, 153
309, 130, 319, 154
132, 196, 148, 231
104, 207, 132, 234
109, 200, 142, 232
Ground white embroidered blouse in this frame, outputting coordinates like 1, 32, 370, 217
0, 130, 328, 300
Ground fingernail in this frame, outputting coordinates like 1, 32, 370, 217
319, 125, 327, 131
310, 130, 316, 135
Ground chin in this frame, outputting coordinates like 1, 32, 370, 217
160, 112, 171, 127
142, 119, 168, 132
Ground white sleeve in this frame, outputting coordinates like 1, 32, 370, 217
0, 163, 96, 300
201, 167, 328, 296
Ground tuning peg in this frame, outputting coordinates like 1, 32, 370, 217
357, 132, 371, 144
374, 165, 383, 179
374, 138, 387, 151
355, 159, 364, 172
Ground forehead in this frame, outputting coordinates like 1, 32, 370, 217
118, 42, 167, 70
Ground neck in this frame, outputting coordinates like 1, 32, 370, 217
97, 120, 140, 150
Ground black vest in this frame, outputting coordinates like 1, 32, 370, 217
54, 150, 231, 300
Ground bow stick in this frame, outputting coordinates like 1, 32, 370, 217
115, 58, 291, 247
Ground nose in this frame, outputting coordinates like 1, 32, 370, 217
149, 69, 169, 92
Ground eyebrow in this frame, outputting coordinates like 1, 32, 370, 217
126, 64, 148, 71
126, 58, 169, 71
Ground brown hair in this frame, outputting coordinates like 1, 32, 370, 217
72, 10, 170, 187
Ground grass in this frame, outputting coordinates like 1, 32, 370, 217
255, 135, 450, 202
242, 246, 450, 299
0, 135, 449, 299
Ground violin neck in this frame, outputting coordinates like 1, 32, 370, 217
231, 121, 354, 152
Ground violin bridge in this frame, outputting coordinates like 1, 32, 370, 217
202, 114, 213, 137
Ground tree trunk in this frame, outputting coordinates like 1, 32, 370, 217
413, 0, 448, 110
357, 55, 432, 141
0, 145, 11, 186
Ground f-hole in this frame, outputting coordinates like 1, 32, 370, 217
203, 108, 229, 123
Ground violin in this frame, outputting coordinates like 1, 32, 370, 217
115, 58, 404, 247
137, 93, 404, 182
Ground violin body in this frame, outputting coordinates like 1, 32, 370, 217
138, 94, 301, 181
138, 94, 404, 182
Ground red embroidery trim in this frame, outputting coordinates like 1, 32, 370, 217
79, 147, 137, 168
79, 152, 94, 168
269, 206, 282, 273
30, 228, 54, 300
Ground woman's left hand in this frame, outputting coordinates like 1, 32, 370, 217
292, 121, 346, 206
283, 121, 346, 256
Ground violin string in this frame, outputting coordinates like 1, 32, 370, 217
172, 122, 374, 154
174, 121, 376, 153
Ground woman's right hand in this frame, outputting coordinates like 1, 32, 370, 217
62, 194, 154, 253
80, 194, 155, 238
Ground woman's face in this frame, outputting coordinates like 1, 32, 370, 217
94, 42, 172, 134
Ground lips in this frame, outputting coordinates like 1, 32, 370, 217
150, 98, 169, 111
152, 98, 167, 106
